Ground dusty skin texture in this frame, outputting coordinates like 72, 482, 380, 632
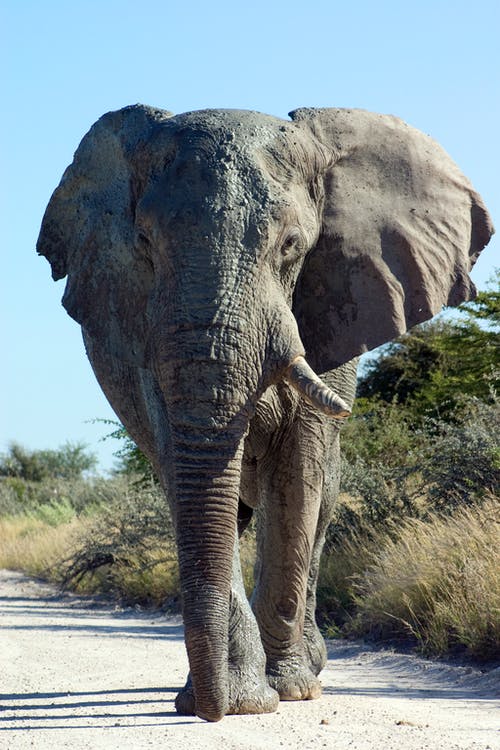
37, 106, 494, 719
1, 571, 498, 750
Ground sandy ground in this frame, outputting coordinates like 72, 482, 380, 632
0, 570, 498, 750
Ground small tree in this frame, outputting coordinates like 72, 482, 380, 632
357, 273, 499, 421
96, 420, 156, 482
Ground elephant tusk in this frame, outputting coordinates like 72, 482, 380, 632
284, 356, 351, 419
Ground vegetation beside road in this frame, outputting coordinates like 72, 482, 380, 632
1, 276, 498, 661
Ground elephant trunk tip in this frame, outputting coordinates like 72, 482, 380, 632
284, 355, 352, 419
197, 708, 226, 722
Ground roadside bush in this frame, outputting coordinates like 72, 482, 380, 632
0, 475, 130, 519
334, 397, 499, 537
349, 495, 500, 660
0, 441, 97, 481
61, 479, 178, 606
319, 396, 499, 647
417, 399, 500, 512
0, 470, 179, 607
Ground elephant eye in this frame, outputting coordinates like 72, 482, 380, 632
135, 228, 152, 250
280, 228, 305, 260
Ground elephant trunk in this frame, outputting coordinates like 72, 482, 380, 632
156, 321, 252, 721
173, 430, 243, 721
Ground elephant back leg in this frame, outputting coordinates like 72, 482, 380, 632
251, 395, 330, 700
303, 359, 358, 674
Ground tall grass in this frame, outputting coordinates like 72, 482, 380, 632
0, 475, 179, 604
1, 400, 499, 662
0, 514, 83, 579
320, 495, 499, 660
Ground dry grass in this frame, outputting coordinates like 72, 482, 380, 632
317, 492, 389, 630
0, 511, 181, 606
2, 477, 498, 660
350, 495, 500, 659
0, 515, 83, 581
68, 547, 180, 606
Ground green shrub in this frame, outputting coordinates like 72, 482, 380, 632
0, 441, 97, 481
356, 273, 499, 421
95, 419, 156, 481
417, 399, 500, 511
336, 397, 499, 535
61, 479, 177, 606
0, 475, 130, 518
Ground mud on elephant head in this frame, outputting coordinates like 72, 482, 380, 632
38, 105, 493, 720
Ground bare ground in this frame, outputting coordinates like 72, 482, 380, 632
0, 569, 498, 750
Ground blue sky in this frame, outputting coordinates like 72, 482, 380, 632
2, 0, 498, 472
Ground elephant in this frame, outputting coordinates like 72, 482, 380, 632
37, 105, 493, 721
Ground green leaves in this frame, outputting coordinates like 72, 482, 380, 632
94, 418, 156, 482
357, 272, 499, 421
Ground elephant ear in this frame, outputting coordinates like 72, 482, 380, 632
37, 104, 173, 366
290, 107, 494, 373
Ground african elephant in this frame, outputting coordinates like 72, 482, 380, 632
37, 105, 493, 721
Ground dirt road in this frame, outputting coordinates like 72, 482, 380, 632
0, 569, 498, 749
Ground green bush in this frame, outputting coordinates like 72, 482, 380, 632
0, 441, 97, 481
61, 479, 177, 606
0, 475, 130, 518
334, 397, 499, 537
320, 386, 499, 644
357, 273, 499, 422
417, 399, 500, 511
95, 419, 156, 481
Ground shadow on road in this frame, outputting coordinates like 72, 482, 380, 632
0, 687, 199, 730
0, 592, 185, 641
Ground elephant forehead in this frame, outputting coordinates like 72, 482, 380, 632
170, 109, 287, 141
148, 109, 301, 169
135, 110, 317, 246
140, 132, 292, 224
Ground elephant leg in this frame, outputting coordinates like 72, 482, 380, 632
302, 426, 341, 675
227, 531, 280, 714
302, 360, 357, 674
252, 402, 329, 701
175, 529, 279, 716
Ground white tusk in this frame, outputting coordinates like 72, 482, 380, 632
284, 356, 352, 419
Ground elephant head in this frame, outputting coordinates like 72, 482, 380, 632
37, 104, 493, 720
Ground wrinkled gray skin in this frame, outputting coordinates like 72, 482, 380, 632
37, 105, 493, 722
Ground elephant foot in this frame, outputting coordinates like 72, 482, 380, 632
266, 657, 322, 701
227, 668, 280, 715
174, 672, 279, 716
303, 616, 328, 676
174, 678, 196, 715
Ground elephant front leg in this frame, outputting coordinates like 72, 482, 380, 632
252, 408, 327, 701
175, 530, 279, 716
227, 536, 280, 715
